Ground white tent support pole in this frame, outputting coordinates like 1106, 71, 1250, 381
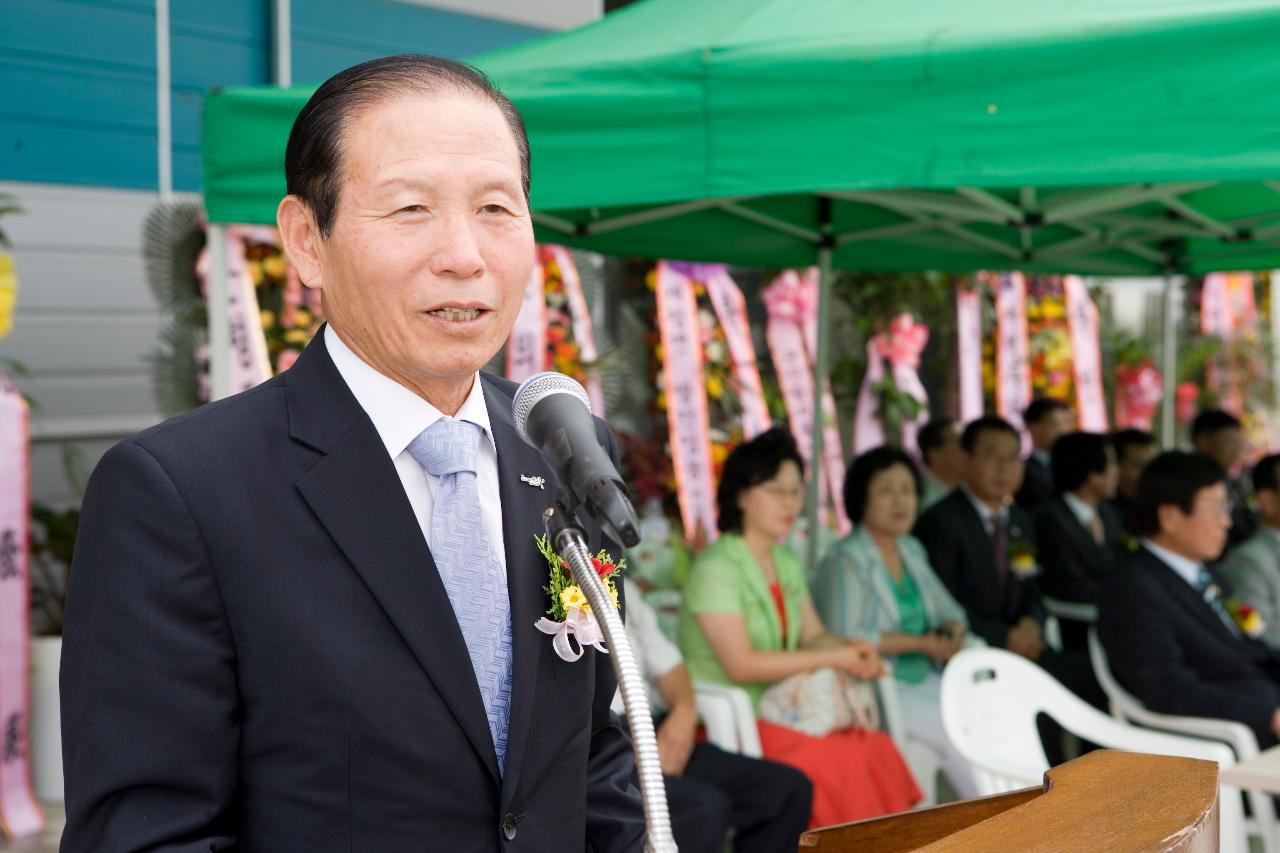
155, 0, 172, 200
956, 186, 1024, 220
805, 210, 835, 573
717, 202, 822, 244
1160, 273, 1179, 447
531, 211, 578, 234
208, 223, 231, 402
584, 196, 752, 235
829, 190, 1004, 224
1157, 195, 1234, 238
273, 0, 291, 87
836, 220, 933, 245
1041, 183, 1213, 224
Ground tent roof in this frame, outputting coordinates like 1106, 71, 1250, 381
203, 0, 1280, 273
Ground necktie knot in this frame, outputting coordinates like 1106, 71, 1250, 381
409, 418, 482, 477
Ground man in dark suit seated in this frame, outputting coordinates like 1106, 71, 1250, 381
1015, 397, 1074, 513
1106, 428, 1158, 545
1034, 432, 1121, 651
916, 418, 1103, 748
1192, 408, 1258, 552
1099, 452, 1280, 748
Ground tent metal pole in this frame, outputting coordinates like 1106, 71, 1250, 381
805, 208, 835, 573
1160, 273, 1178, 447
207, 223, 231, 402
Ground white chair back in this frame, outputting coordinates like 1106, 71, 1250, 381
941, 647, 1245, 853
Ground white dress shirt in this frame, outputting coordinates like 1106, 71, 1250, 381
611, 592, 683, 716
961, 483, 1008, 537
325, 325, 507, 566
1063, 492, 1099, 529
1141, 539, 1203, 589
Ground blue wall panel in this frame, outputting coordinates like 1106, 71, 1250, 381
0, 0, 157, 188
290, 1, 544, 86
0, 0, 545, 191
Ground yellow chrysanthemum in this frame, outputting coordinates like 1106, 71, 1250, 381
561, 585, 590, 614
263, 255, 286, 278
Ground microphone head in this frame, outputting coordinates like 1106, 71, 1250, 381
512, 371, 593, 447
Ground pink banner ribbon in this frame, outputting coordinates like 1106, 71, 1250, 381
762, 270, 850, 535
505, 258, 546, 385
703, 266, 771, 439
990, 271, 1032, 447
197, 226, 273, 395
853, 314, 931, 455
1064, 275, 1108, 432
1201, 272, 1255, 415
956, 286, 984, 423
0, 374, 45, 839
656, 262, 719, 543
548, 245, 605, 417
534, 607, 609, 663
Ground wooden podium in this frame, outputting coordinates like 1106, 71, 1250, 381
800, 750, 1218, 852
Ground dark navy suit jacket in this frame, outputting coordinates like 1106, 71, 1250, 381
60, 330, 644, 852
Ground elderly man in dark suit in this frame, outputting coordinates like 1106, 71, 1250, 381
59, 55, 644, 852
1099, 452, 1280, 748
1034, 432, 1122, 651
1192, 408, 1258, 551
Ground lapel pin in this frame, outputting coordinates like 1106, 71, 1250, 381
520, 474, 546, 490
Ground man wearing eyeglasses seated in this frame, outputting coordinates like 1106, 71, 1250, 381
1098, 451, 1280, 748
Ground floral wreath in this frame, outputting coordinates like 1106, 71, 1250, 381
533, 534, 624, 662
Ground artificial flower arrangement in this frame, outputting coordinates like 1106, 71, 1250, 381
533, 533, 625, 662
1008, 535, 1038, 577
1226, 598, 1266, 639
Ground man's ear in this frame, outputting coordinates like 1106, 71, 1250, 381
1156, 503, 1181, 536
277, 195, 324, 291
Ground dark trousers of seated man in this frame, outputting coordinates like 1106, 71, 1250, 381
631, 713, 813, 853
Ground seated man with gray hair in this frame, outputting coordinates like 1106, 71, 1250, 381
1220, 453, 1280, 649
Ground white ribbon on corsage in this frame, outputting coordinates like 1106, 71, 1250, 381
535, 606, 610, 662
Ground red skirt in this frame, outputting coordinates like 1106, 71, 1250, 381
757, 720, 922, 829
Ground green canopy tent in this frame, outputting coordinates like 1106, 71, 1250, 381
202, 0, 1280, 563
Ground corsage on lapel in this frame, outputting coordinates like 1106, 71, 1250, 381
1008, 526, 1038, 578
533, 534, 624, 662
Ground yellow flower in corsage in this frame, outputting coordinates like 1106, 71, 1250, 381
533, 534, 624, 662
1009, 538, 1038, 578
1228, 600, 1266, 639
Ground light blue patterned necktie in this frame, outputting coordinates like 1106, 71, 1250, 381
408, 418, 513, 772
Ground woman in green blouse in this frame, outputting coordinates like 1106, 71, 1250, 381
679, 429, 920, 828
812, 445, 977, 798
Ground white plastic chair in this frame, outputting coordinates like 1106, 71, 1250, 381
874, 666, 943, 806
941, 647, 1246, 853
694, 670, 944, 804
1041, 595, 1098, 653
1088, 627, 1278, 853
694, 681, 763, 758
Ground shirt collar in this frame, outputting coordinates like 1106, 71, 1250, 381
1062, 492, 1097, 527
960, 483, 1007, 528
1032, 448, 1051, 466
324, 324, 495, 460
1141, 538, 1204, 589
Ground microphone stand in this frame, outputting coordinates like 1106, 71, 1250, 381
544, 504, 678, 853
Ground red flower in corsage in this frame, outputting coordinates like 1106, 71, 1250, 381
1228, 600, 1266, 639
534, 534, 624, 662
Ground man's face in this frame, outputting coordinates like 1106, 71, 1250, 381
964, 429, 1024, 506
1029, 408, 1074, 452
1195, 428, 1245, 474
301, 92, 534, 395
927, 427, 966, 486
1159, 482, 1231, 563
1086, 446, 1120, 502
1117, 441, 1158, 501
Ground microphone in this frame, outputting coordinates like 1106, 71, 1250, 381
512, 372, 640, 547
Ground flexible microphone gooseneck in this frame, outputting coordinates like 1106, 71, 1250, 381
513, 373, 676, 852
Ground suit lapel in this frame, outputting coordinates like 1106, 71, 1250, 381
1143, 550, 1239, 643
953, 494, 1001, 609
287, 333, 501, 783
481, 376, 558, 812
